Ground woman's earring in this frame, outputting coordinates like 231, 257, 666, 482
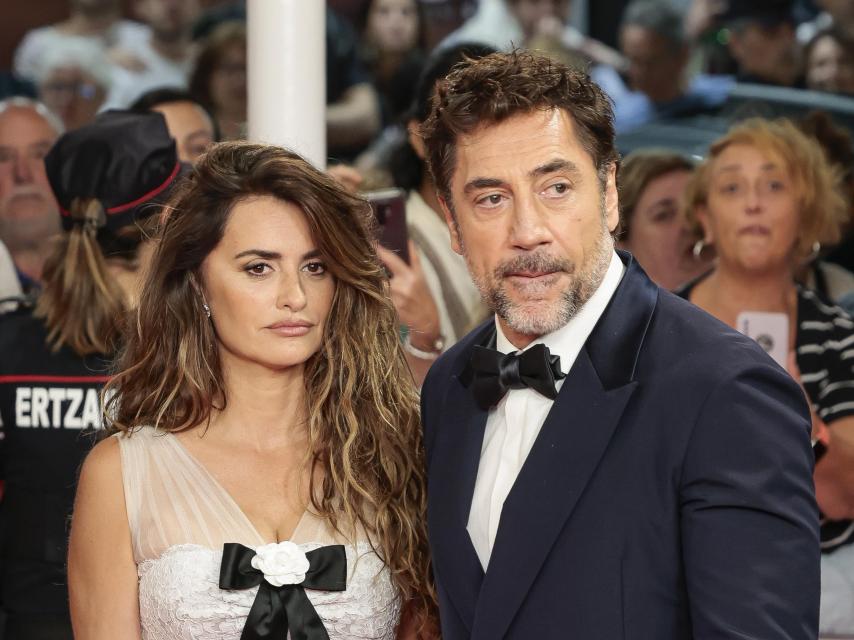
692, 239, 707, 261
203, 303, 211, 318
808, 241, 821, 263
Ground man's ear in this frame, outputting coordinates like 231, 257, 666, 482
604, 164, 620, 233
438, 195, 463, 256
407, 119, 426, 160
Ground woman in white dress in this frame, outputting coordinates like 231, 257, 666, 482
67, 142, 436, 639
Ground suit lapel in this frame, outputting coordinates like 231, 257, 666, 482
427, 326, 492, 630
469, 252, 658, 639
471, 349, 637, 639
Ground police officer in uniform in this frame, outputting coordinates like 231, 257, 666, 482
0, 111, 186, 639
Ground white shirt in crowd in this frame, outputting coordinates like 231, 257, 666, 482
103, 36, 195, 109
466, 251, 625, 570
13, 20, 151, 82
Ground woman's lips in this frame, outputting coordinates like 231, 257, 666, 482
266, 321, 312, 337
738, 225, 771, 236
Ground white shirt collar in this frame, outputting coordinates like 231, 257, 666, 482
495, 251, 625, 375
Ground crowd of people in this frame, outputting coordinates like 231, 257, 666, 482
1, 0, 854, 638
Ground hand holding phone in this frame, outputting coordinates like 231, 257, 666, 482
736, 311, 788, 367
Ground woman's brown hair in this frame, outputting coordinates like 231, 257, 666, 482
188, 20, 246, 114
35, 199, 152, 355
617, 149, 695, 241
104, 141, 436, 627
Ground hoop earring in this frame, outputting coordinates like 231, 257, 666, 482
692, 239, 707, 261
807, 241, 821, 263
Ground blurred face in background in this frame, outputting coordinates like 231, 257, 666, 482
0, 106, 60, 258
366, 0, 420, 54
508, 0, 572, 40
619, 169, 708, 290
806, 34, 854, 95
696, 144, 800, 275
38, 66, 106, 132
210, 41, 247, 119
152, 100, 215, 164
620, 26, 686, 104
136, 0, 201, 42
727, 21, 797, 81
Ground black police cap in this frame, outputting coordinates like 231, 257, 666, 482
45, 110, 183, 232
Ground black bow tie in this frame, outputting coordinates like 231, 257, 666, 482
465, 343, 566, 410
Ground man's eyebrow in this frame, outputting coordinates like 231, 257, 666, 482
529, 159, 582, 179
463, 177, 505, 195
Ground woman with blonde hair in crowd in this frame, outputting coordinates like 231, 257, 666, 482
617, 149, 713, 290
0, 111, 183, 640
679, 117, 854, 634
68, 142, 436, 639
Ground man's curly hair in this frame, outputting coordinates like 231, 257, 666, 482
419, 49, 619, 210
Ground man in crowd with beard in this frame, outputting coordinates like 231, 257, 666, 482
418, 51, 819, 639
0, 98, 62, 292
105, 0, 201, 108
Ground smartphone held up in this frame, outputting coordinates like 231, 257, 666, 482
364, 188, 409, 264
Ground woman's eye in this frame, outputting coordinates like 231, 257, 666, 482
652, 207, 676, 223
245, 263, 270, 276
302, 261, 327, 275
719, 182, 740, 194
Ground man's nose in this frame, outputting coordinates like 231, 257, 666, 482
13, 156, 33, 184
509, 195, 551, 249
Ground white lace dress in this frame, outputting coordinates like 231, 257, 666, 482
117, 427, 401, 639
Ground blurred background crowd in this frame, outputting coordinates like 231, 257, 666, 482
3, 0, 854, 637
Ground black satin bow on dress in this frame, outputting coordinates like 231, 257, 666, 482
463, 343, 567, 410
219, 543, 346, 640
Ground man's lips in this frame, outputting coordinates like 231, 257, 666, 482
505, 270, 559, 279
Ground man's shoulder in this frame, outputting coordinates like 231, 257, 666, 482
641, 289, 785, 384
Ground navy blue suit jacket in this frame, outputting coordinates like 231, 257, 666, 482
420, 254, 820, 639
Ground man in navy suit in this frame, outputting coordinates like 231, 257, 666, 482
418, 50, 819, 639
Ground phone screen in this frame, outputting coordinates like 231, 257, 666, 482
364, 188, 409, 264
736, 311, 789, 367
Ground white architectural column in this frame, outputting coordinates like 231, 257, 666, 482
247, 0, 326, 169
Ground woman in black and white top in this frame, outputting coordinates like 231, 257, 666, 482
679, 117, 854, 634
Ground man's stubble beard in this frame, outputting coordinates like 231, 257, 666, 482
459, 206, 614, 338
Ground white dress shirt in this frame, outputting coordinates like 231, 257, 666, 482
466, 252, 625, 570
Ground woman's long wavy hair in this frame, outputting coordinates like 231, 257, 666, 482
104, 142, 435, 627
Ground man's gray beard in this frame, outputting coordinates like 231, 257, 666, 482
463, 215, 614, 337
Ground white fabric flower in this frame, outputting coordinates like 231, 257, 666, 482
251, 541, 310, 587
